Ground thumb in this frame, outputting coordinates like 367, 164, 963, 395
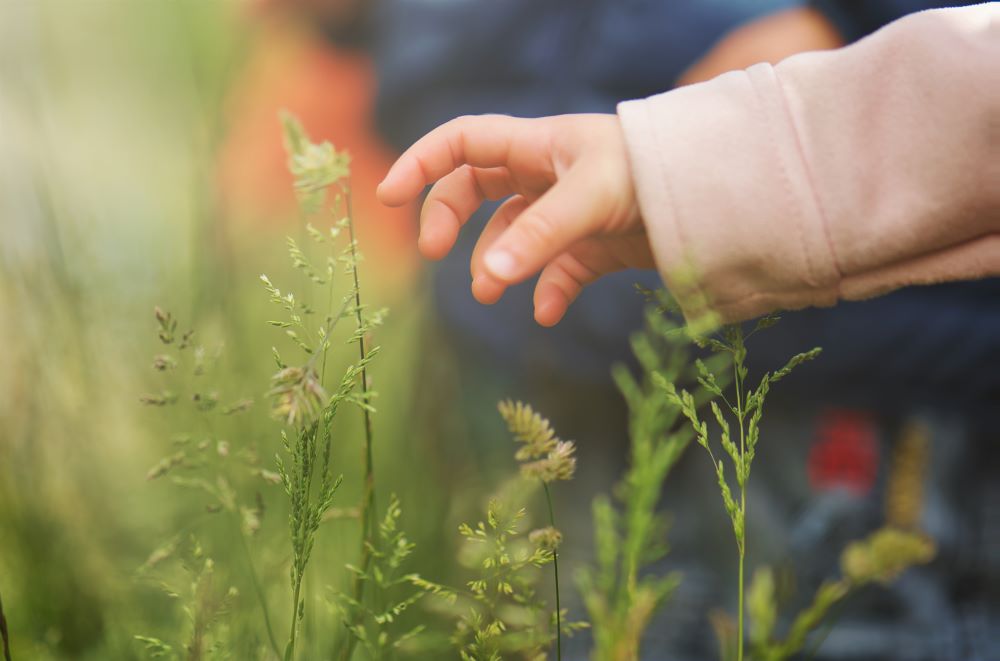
482, 160, 608, 284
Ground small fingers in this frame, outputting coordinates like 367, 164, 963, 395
378, 114, 530, 207
533, 250, 618, 327
419, 166, 513, 260
470, 195, 530, 305
482, 160, 606, 285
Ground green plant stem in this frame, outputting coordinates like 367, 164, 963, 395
195, 413, 281, 658
542, 481, 562, 661
341, 190, 376, 661
734, 356, 746, 661
804, 592, 853, 661
286, 577, 302, 661
319, 234, 336, 387
737, 530, 745, 661
238, 523, 282, 660
1, 589, 12, 661
288, 427, 319, 661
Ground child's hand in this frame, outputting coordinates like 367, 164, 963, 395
377, 114, 654, 327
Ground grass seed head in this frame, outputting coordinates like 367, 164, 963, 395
268, 365, 328, 428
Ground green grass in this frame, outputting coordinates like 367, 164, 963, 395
0, 5, 937, 659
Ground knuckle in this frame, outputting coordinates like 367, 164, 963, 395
517, 211, 558, 246
450, 114, 476, 127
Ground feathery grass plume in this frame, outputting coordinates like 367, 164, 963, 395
0, 589, 11, 661
657, 314, 820, 661
332, 494, 437, 659
134, 537, 239, 661
268, 366, 329, 429
275, 112, 386, 661
140, 308, 280, 658
885, 420, 931, 530
446, 499, 579, 660
281, 111, 350, 216
747, 527, 934, 661
498, 400, 578, 660
578, 288, 726, 661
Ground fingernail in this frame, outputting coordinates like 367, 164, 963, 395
377, 168, 397, 196
484, 250, 517, 280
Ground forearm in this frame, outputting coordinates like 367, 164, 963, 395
620, 5, 1000, 323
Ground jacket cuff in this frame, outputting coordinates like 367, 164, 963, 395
617, 64, 841, 324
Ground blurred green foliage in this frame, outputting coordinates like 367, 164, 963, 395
0, 3, 473, 658
0, 4, 938, 660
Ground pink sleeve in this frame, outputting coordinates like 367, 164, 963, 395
618, 5, 1000, 324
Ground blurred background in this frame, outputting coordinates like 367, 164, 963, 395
1, 0, 997, 659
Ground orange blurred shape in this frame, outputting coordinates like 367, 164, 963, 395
216, 17, 419, 289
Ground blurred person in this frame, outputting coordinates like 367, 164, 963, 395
679, 0, 975, 85
368, 0, 808, 465
215, 0, 419, 292
370, 4, 806, 657
671, 0, 998, 411
372, 0, 800, 389
375, 7, 997, 331
670, 6, 1000, 656
378, 3, 997, 656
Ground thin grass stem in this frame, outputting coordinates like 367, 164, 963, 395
0, 589, 11, 661
286, 578, 302, 661
542, 481, 562, 661
340, 188, 376, 661
237, 522, 282, 659
735, 352, 746, 661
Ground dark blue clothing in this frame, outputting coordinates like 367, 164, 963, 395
744, 281, 1000, 411
372, 0, 1000, 405
374, 0, 797, 384
370, 4, 1000, 658
374, 0, 796, 149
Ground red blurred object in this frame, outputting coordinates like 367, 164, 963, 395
216, 17, 419, 288
807, 409, 880, 496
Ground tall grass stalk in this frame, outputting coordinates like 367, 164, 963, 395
1, 589, 11, 661
237, 521, 282, 658
578, 293, 712, 661
659, 317, 820, 661
340, 186, 378, 661
541, 482, 562, 661
273, 112, 359, 661
498, 400, 578, 659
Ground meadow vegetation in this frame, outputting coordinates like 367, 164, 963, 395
120, 118, 932, 660
0, 5, 933, 656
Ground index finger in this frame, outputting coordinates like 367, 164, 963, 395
377, 114, 528, 207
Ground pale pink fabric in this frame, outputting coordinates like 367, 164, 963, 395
618, 5, 1000, 323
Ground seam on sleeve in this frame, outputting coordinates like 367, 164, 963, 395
643, 98, 712, 309
771, 68, 845, 293
747, 66, 820, 288
644, 100, 688, 261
